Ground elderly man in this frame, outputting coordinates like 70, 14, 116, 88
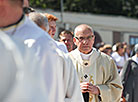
29, 12, 49, 32
69, 24, 123, 102
29, 12, 68, 53
0, 0, 83, 102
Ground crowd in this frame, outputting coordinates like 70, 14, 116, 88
0, 0, 137, 102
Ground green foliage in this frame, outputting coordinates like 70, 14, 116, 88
30, 0, 47, 8
29, 0, 138, 18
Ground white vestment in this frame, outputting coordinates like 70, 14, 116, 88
69, 48, 123, 102
0, 30, 48, 102
55, 40, 68, 53
1, 16, 83, 102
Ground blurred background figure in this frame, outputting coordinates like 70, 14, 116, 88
29, 12, 68, 53
44, 13, 58, 38
43, 13, 68, 53
29, 12, 49, 32
99, 44, 112, 56
111, 42, 128, 72
95, 42, 105, 50
59, 30, 74, 52
120, 44, 138, 102
123, 42, 131, 58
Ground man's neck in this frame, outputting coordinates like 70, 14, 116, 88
0, 6, 23, 28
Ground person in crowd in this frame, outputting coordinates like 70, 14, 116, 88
99, 44, 112, 56
124, 44, 131, 58
43, 13, 68, 53
69, 24, 123, 102
0, 0, 84, 102
59, 30, 74, 52
95, 42, 105, 50
120, 44, 138, 102
111, 42, 128, 72
28, 12, 49, 32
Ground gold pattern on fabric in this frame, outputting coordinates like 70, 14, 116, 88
80, 74, 95, 102
89, 74, 94, 102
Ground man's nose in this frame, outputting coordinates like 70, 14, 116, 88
64, 40, 68, 44
82, 39, 88, 44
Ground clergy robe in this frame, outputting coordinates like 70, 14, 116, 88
0, 30, 48, 102
1, 15, 83, 102
69, 48, 123, 102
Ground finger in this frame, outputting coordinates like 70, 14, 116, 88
80, 84, 89, 88
80, 82, 89, 86
81, 85, 89, 90
81, 90, 89, 93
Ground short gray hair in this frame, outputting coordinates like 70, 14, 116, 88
29, 12, 49, 32
74, 24, 94, 36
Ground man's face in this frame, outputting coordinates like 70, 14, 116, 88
74, 28, 95, 54
48, 21, 56, 38
118, 46, 125, 54
60, 34, 74, 52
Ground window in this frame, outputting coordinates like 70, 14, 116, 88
129, 35, 138, 45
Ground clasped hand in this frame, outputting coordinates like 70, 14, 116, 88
80, 82, 100, 95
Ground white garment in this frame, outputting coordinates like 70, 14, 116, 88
111, 52, 126, 67
0, 30, 48, 102
80, 49, 93, 60
55, 41, 68, 53
1, 16, 83, 102
69, 48, 123, 102
132, 55, 138, 64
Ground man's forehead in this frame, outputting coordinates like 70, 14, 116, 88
76, 28, 93, 36
60, 36, 66, 39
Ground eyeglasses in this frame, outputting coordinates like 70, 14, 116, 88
23, 7, 35, 14
119, 46, 124, 49
75, 35, 95, 42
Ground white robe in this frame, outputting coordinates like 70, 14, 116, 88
1, 16, 83, 102
69, 48, 123, 102
0, 30, 48, 102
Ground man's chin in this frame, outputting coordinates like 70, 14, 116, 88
82, 49, 92, 54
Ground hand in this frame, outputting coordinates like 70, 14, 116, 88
80, 82, 100, 95
88, 83, 100, 95
80, 82, 89, 93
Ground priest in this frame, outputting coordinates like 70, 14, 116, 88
69, 24, 123, 102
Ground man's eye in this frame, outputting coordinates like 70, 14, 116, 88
63, 40, 66, 42
87, 36, 92, 40
79, 37, 84, 40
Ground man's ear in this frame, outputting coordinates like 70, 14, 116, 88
73, 37, 77, 45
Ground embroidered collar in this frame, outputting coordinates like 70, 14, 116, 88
70, 48, 100, 67
79, 49, 93, 60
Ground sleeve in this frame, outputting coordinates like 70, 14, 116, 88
97, 58, 123, 102
120, 59, 132, 87
63, 55, 84, 102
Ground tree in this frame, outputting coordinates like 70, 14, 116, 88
29, 0, 138, 18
